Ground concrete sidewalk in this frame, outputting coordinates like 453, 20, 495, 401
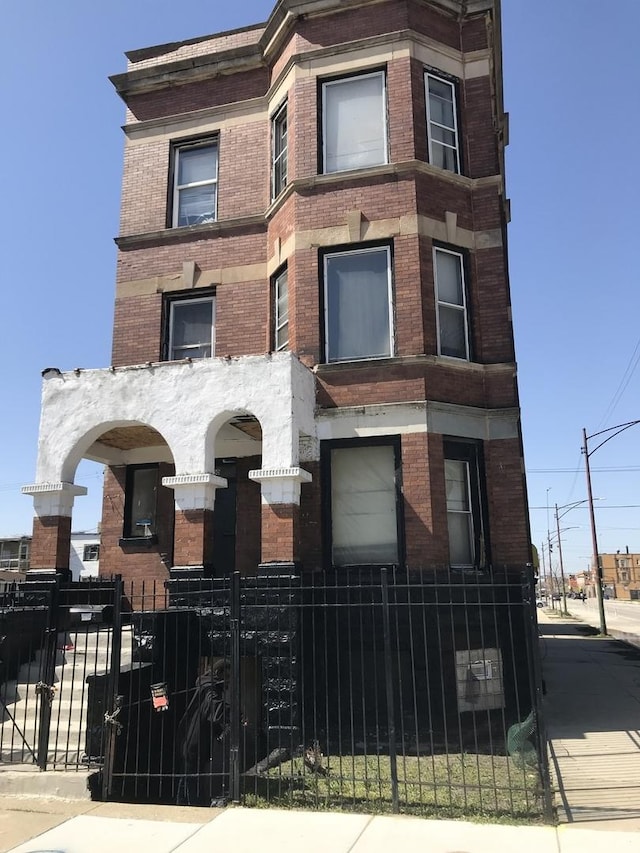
1, 799, 640, 853
538, 609, 640, 830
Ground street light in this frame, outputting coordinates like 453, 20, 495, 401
582, 420, 640, 636
553, 505, 581, 615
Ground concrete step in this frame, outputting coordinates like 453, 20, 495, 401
0, 763, 94, 796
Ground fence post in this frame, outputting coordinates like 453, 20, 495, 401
380, 568, 399, 813
521, 567, 554, 822
102, 575, 123, 801
229, 570, 241, 804
36, 579, 59, 770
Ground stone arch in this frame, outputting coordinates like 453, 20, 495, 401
41, 418, 176, 485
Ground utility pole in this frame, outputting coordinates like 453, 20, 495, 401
540, 541, 548, 602
582, 427, 608, 635
555, 504, 568, 615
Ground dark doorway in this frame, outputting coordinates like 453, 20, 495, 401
213, 461, 237, 575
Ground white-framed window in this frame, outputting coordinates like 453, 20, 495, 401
274, 267, 289, 351
445, 459, 474, 567
271, 101, 288, 199
172, 140, 218, 227
328, 441, 400, 567
425, 72, 460, 174
83, 544, 100, 561
168, 296, 215, 360
444, 441, 486, 568
322, 71, 388, 174
434, 247, 469, 360
324, 245, 394, 363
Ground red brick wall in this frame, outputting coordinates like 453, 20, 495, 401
215, 280, 269, 357
462, 76, 499, 179
402, 432, 448, 567
173, 508, 215, 566
261, 503, 300, 563
299, 460, 322, 570
30, 516, 72, 570
484, 437, 530, 566
127, 68, 270, 122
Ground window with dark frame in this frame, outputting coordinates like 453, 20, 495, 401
444, 440, 487, 569
326, 439, 401, 568
434, 246, 469, 360
425, 72, 460, 174
123, 465, 159, 539
271, 101, 288, 199
83, 544, 100, 561
167, 295, 215, 360
322, 71, 388, 174
273, 267, 289, 351
172, 140, 218, 227
323, 245, 393, 363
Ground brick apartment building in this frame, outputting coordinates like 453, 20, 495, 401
23, 0, 530, 590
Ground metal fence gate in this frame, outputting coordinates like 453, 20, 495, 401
0, 575, 122, 783
0, 568, 552, 822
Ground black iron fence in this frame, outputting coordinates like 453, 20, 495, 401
0, 568, 552, 822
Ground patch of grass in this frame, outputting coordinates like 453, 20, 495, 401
242, 752, 544, 823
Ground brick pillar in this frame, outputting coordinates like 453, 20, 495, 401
21, 482, 87, 573
260, 503, 300, 563
162, 473, 227, 573
30, 515, 72, 570
173, 508, 216, 567
248, 467, 312, 567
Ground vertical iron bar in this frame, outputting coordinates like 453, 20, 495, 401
36, 580, 59, 771
101, 575, 123, 801
521, 567, 554, 821
230, 570, 241, 804
380, 568, 399, 813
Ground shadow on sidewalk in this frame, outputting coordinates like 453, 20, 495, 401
538, 616, 640, 825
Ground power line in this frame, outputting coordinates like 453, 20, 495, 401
528, 466, 640, 474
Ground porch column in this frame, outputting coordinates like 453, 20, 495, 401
162, 473, 227, 572
21, 482, 87, 572
248, 467, 312, 565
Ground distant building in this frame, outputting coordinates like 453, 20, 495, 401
598, 551, 640, 600
0, 533, 99, 581
0, 536, 30, 573
69, 532, 100, 582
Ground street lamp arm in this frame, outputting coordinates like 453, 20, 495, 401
584, 419, 640, 457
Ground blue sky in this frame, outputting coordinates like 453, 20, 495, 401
1, 1, 639, 577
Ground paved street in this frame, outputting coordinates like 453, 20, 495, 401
553, 596, 640, 646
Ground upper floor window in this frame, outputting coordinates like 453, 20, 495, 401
425, 72, 460, 174
168, 296, 215, 360
434, 247, 469, 360
323, 245, 393, 363
322, 71, 388, 174
172, 140, 218, 227
271, 102, 288, 199
273, 267, 289, 351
